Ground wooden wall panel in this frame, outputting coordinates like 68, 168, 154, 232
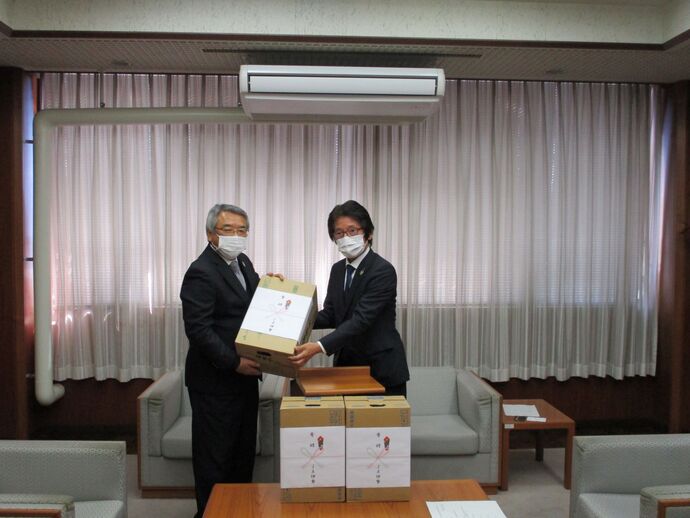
0, 67, 29, 439
660, 82, 690, 433
31, 379, 152, 432
491, 375, 664, 427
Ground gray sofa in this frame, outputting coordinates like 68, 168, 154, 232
137, 370, 284, 497
408, 366, 502, 491
0, 440, 127, 518
571, 434, 690, 518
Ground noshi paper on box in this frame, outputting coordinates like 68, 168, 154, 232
345, 395, 411, 502
280, 396, 345, 503
235, 276, 317, 378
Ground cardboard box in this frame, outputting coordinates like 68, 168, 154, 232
235, 275, 317, 378
280, 396, 345, 503
344, 395, 411, 502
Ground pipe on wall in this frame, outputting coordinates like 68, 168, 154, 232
33, 107, 251, 405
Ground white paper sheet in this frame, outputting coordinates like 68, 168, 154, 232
502, 404, 540, 417
346, 427, 410, 488
240, 287, 313, 341
426, 500, 507, 518
280, 426, 345, 488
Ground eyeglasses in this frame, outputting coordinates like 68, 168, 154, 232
333, 226, 363, 239
215, 226, 248, 237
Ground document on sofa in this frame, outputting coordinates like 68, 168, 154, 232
426, 500, 507, 517
502, 404, 539, 417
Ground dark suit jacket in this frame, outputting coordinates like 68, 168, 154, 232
181, 245, 260, 394
314, 250, 410, 388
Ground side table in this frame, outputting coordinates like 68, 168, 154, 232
500, 398, 575, 490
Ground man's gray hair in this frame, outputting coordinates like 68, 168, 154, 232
205, 204, 250, 234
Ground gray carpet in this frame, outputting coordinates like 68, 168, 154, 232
490, 448, 570, 517
127, 448, 570, 517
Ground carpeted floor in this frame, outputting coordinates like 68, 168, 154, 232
127, 447, 570, 517
490, 448, 570, 517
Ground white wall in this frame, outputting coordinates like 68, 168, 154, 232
7, 0, 671, 44
665, 0, 690, 41
0, 0, 11, 27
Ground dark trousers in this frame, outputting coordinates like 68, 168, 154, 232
385, 382, 407, 398
188, 386, 258, 518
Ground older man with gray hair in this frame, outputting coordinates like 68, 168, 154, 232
181, 203, 281, 518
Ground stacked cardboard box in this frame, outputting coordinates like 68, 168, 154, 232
279, 396, 346, 503
235, 275, 317, 378
344, 395, 411, 502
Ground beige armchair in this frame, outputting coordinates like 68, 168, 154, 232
137, 369, 285, 497
407, 366, 502, 492
0, 440, 126, 518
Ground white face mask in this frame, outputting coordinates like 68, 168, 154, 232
336, 234, 367, 260
216, 235, 247, 261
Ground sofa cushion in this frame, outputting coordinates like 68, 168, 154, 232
73, 500, 125, 518
161, 417, 192, 459
160, 415, 263, 459
577, 493, 640, 518
408, 367, 459, 416
411, 414, 479, 455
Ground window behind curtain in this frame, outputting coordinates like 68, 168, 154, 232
39, 73, 665, 382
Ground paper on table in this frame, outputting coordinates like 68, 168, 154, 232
426, 500, 507, 518
526, 416, 547, 422
502, 404, 540, 417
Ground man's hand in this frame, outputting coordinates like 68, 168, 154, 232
267, 272, 285, 281
236, 357, 262, 376
289, 342, 322, 367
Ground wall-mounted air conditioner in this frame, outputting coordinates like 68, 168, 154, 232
239, 65, 445, 123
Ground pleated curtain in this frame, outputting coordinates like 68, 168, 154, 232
39, 73, 665, 382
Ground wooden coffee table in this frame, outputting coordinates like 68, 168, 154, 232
204, 479, 487, 517
500, 398, 575, 490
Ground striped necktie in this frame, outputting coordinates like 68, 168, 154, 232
230, 260, 247, 291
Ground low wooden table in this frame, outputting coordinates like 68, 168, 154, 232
294, 366, 385, 396
500, 398, 575, 490
204, 479, 487, 517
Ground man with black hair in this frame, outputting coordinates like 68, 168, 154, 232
289, 200, 410, 395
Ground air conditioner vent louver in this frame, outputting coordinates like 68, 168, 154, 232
239, 65, 445, 123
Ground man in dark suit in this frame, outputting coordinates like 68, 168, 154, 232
289, 200, 410, 395
180, 203, 264, 518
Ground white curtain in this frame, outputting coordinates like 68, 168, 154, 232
39, 73, 665, 382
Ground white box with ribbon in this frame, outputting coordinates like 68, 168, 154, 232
280, 396, 345, 503
344, 395, 411, 502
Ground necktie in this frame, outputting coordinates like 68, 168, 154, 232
345, 264, 355, 292
230, 260, 247, 291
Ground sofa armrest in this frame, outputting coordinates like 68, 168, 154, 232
640, 485, 690, 518
138, 370, 183, 457
0, 494, 74, 518
455, 369, 501, 453
570, 435, 690, 518
257, 374, 286, 456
